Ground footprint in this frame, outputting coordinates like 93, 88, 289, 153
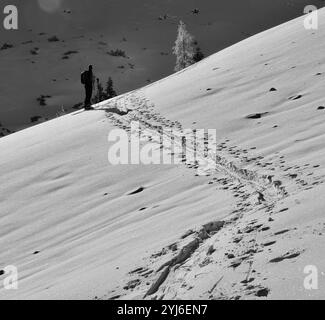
241, 277, 255, 284
269, 251, 301, 263
128, 187, 145, 195
181, 229, 195, 240
108, 295, 121, 300
255, 287, 270, 297
246, 112, 269, 119
274, 229, 290, 236
263, 241, 276, 247
123, 279, 141, 290
230, 260, 242, 269
289, 95, 303, 101
129, 267, 146, 275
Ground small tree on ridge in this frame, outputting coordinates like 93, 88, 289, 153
105, 77, 117, 99
172, 21, 196, 72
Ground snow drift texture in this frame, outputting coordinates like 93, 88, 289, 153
1, 9, 325, 300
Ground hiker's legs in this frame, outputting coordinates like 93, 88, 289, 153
84, 85, 93, 106
84, 86, 88, 106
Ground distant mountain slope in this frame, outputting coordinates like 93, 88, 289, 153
1, 0, 324, 133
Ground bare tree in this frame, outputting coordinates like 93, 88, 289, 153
172, 21, 196, 72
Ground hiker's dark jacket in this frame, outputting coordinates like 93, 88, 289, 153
84, 71, 95, 88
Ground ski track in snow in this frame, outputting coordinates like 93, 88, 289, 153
92, 91, 324, 300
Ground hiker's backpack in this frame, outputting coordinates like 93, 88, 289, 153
81, 71, 87, 85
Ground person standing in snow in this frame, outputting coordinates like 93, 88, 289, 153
81, 65, 95, 110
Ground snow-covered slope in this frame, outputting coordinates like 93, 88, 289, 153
1, 9, 325, 299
